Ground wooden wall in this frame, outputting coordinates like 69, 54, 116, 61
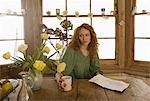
22, 0, 42, 55
124, 0, 150, 77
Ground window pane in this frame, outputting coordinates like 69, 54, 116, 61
67, 0, 89, 15
0, 40, 24, 65
43, 17, 64, 29
42, 0, 116, 60
0, 0, 21, 13
43, 17, 66, 38
98, 39, 115, 59
136, 0, 150, 13
45, 39, 67, 60
45, 39, 59, 60
134, 39, 150, 61
0, 16, 24, 39
0, 0, 24, 65
135, 15, 150, 37
67, 17, 90, 37
92, 0, 114, 15
92, 17, 115, 37
43, 0, 65, 15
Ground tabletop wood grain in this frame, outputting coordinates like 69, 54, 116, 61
29, 76, 150, 101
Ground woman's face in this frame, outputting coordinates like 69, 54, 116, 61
79, 28, 91, 46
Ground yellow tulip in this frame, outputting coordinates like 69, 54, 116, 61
33, 60, 46, 71
3, 52, 11, 60
41, 33, 48, 40
54, 60, 60, 65
42, 46, 50, 54
18, 44, 28, 53
57, 62, 66, 73
56, 43, 62, 50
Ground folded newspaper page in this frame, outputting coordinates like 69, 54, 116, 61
89, 74, 129, 92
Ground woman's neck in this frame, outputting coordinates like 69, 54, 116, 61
80, 45, 89, 57
80, 45, 88, 50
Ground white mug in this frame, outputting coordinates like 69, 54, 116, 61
61, 76, 72, 91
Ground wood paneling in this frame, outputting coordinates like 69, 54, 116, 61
0, 64, 22, 79
23, 0, 42, 55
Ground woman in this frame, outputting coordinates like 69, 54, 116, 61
61, 23, 101, 79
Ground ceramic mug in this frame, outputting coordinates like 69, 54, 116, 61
61, 76, 72, 91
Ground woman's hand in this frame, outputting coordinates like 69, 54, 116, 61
55, 73, 63, 86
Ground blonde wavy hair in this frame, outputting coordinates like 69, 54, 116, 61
68, 23, 99, 62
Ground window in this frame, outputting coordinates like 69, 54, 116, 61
0, 0, 24, 65
134, 0, 150, 62
42, 0, 116, 61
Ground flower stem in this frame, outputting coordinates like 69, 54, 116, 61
48, 40, 61, 59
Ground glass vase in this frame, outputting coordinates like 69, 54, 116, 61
29, 70, 43, 91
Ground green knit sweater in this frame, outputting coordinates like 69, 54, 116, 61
62, 48, 101, 79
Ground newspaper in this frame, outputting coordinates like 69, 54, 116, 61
89, 74, 129, 92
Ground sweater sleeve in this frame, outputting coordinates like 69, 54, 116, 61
62, 48, 75, 76
89, 54, 101, 77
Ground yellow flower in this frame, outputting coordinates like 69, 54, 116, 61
41, 33, 48, 40
3, 52, 11, 60
33, 60, 46, 71
54, 60, 60, 65
56, 43, 62, 50
18, 44, 28, 53
57, 62, 66, 73
42, 46, 50, 54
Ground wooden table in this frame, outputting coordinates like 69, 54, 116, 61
29, 76, 150, 101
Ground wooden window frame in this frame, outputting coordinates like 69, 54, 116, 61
125, 0, 150, 76
42, 0, 118, 66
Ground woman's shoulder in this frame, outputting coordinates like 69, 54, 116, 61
63, 47, 78, 59
66, 47, 77, 53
